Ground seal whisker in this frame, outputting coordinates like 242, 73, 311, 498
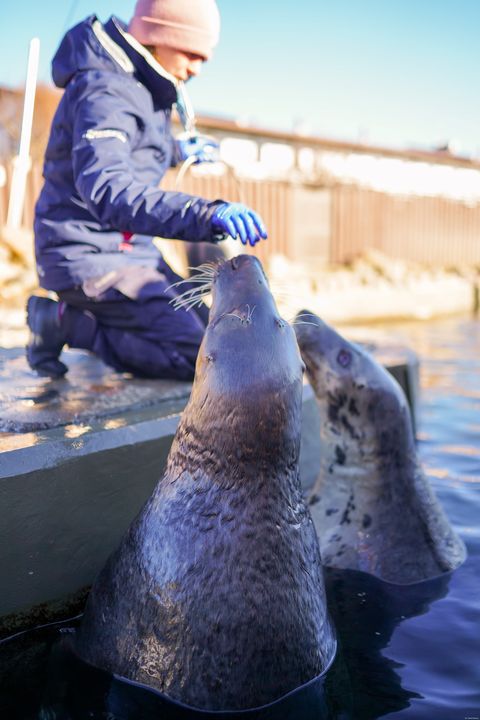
171, 288, 212, 311
172, 280, 212, 297
175, 301, 203, 312
165, 264, 216, 294
291, 320, 318, 327
164, 278, 213, 299
290, 313, 319, 327
175, 282, 211, 297
185, 272, 216, 282
225, 311, 244, 321
171, 296, 210, 312
171, 279, 213, 299
171, 294, 209, 308
167, 276, 214, 289
170, 295, 209, 310
189, 262, 218, 271
187, 262, 217, 276
223, 304, 257, 324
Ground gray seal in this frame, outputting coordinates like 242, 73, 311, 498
294, 311, 466, 585
75, 256, 336, 711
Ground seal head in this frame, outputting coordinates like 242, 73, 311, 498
75, 257, 336, 710
295, 310, 466, 585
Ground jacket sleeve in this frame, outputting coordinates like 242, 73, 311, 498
71, 74, 221, 242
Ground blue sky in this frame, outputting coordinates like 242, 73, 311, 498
1, 1, 479, 155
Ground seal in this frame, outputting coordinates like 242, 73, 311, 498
294, 311, 466, 585
75, 256, 336, 711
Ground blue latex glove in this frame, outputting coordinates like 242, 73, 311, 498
176, 132, 219, 164
211, 203, 268, 247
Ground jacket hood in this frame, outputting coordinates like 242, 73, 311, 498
52, 15, 123, 88
52, 15, 178, 110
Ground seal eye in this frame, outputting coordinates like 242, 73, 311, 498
337, 349, 352, 368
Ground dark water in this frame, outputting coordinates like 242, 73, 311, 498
358, 314, 480, 720
1, 315, 479, 719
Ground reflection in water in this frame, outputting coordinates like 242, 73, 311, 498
104, 418, 128, 430
22, 388, 61, 405
64, 425, 91, 439
347, 315, 480, 719
439, 444, 480, 457
45, 638, 337, 720
0, 624, 336, 720
0, 431, 40, 451
324, 569, 451, 720
0, 571, 450, 720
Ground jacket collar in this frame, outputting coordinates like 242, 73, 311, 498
102, 16, 178, 111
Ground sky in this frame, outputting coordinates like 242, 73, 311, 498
0, 0, 479, 157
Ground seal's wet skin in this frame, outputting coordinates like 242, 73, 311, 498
75, 256, 336, 711
294, 311, 466, 585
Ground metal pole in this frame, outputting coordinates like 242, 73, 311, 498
6, 37, 40, 230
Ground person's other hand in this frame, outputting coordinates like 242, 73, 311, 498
211, 203, 268, 246
176, 132, 219, 164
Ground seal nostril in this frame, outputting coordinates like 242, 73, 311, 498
231, 257, 239, 271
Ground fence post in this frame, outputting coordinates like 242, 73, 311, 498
6, 37, 40, 231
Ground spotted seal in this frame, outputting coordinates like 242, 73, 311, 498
294, 311, 466, 585
75, 256, 336, 711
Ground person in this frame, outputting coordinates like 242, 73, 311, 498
26, 0, 267, 380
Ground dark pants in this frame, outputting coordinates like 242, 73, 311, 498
59, 259, 209, 380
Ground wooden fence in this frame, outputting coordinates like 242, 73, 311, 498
330, 185, 480, 266
1, 159, 480, 267
161, 169, 292, 268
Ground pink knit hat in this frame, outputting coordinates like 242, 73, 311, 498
128, 0, 220, 60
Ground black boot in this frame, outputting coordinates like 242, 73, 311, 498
26, 296, 68, 377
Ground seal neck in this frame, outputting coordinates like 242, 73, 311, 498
319, 406, 418, 490
168, 385, 303, 488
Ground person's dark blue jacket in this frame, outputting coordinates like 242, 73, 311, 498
35, 15, 223, 291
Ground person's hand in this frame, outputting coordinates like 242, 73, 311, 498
211, 203, 268, 247
176, 132, 219, 164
